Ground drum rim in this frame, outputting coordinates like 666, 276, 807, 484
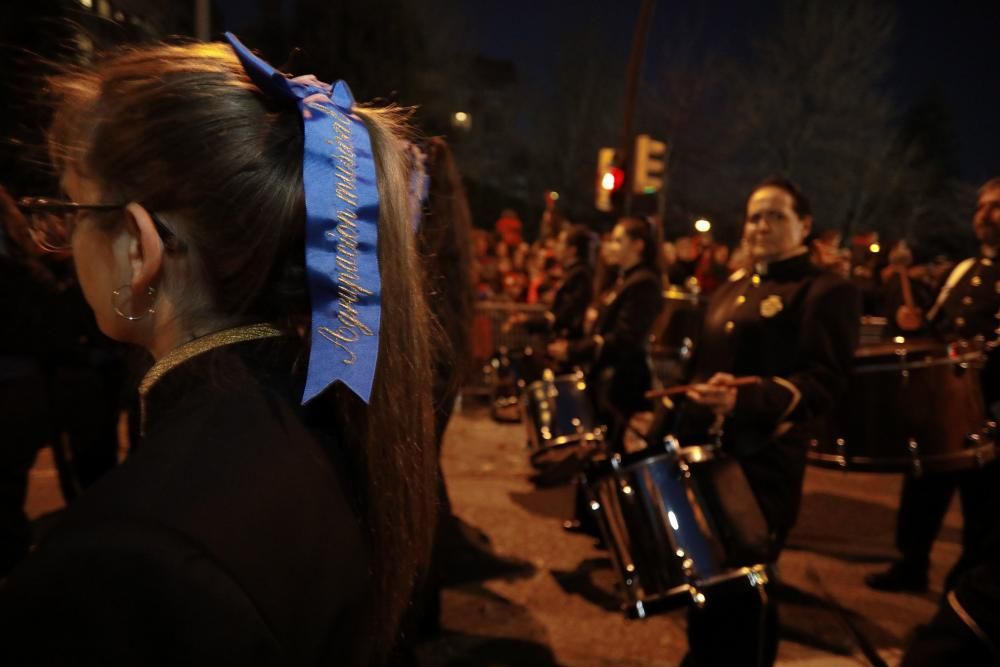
807, 440, 996, 471
623, 564, 770, 619
536, 432, 604, 449
855, 337, 983, 357
853, 350, 984, 373
592, 443, 719, 472
854, 339, 941, 358
524, 373, 587, 394
678, 444, 718, 463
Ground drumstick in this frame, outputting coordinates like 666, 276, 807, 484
644, 376, 760, 400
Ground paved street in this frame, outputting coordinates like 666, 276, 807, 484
416, 400, 960, 667
24, 402, 960, 666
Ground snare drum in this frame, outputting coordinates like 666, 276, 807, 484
809, 339, 996, 473
488, 346, 545, 422
585, 440, 769, 619
522, 370, 604, 467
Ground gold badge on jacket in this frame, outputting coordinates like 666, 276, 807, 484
760, 294, 784, 318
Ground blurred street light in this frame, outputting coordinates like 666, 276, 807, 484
869, 243, 881, 253
452, 111, 472, 130
694, 218, 712, 233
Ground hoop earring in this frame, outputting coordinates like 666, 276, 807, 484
112, 285, 157, 321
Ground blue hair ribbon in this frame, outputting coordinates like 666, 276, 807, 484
225, 32, 381, 404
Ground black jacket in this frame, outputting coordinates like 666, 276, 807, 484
569, 263, 662, 415
930, 255, 1000, 341
550, 261, 594, 339
0, 338, 371, 666
680, 252, 861, 546
929, 255, 1000, 405
523, 261, 593, 340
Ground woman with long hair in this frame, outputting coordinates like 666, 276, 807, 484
549, 217, 663, 450
0, 36, 436, 666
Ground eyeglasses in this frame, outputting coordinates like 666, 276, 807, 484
15, 197, 183, 254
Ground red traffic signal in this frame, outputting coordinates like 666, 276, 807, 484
600, 166, 625, 192
596, 147, 623, 212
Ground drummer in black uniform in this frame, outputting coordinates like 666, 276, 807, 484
677, 177, 861, 666
548, 225, 596, 340
512, 224, 595, 342
868, 177, 1000, 595
548, 217, 662, 451
900, 177, 1000, 665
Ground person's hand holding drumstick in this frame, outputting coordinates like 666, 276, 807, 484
687, 372, 740, 417
646, 373, 761, 418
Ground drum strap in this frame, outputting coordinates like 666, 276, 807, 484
927, 258, 976, 322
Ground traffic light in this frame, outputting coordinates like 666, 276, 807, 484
632, 134, 667, 194
595, 147, 624, 212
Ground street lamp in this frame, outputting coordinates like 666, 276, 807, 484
452, 111, 471, 130
694, 218, 712, 233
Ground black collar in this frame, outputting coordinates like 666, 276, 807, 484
142, 335, 302, 437
754, 250, 815, 281
621, 262, 649, 281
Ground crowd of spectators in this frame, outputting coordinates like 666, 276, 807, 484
471, 207, 961, 331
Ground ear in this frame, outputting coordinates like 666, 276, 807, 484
800, 215, 814, 241
124, 202, 164, 295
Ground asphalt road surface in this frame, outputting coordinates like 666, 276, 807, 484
414, 400, 960, 667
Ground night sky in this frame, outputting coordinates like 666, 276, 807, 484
466, 0, 998, 184
216, 0, 998, 184
892, 3, 998, 183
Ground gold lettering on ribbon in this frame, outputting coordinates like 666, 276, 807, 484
311, 103, 374, 365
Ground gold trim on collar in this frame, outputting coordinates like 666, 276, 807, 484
138, 323, 285, 435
